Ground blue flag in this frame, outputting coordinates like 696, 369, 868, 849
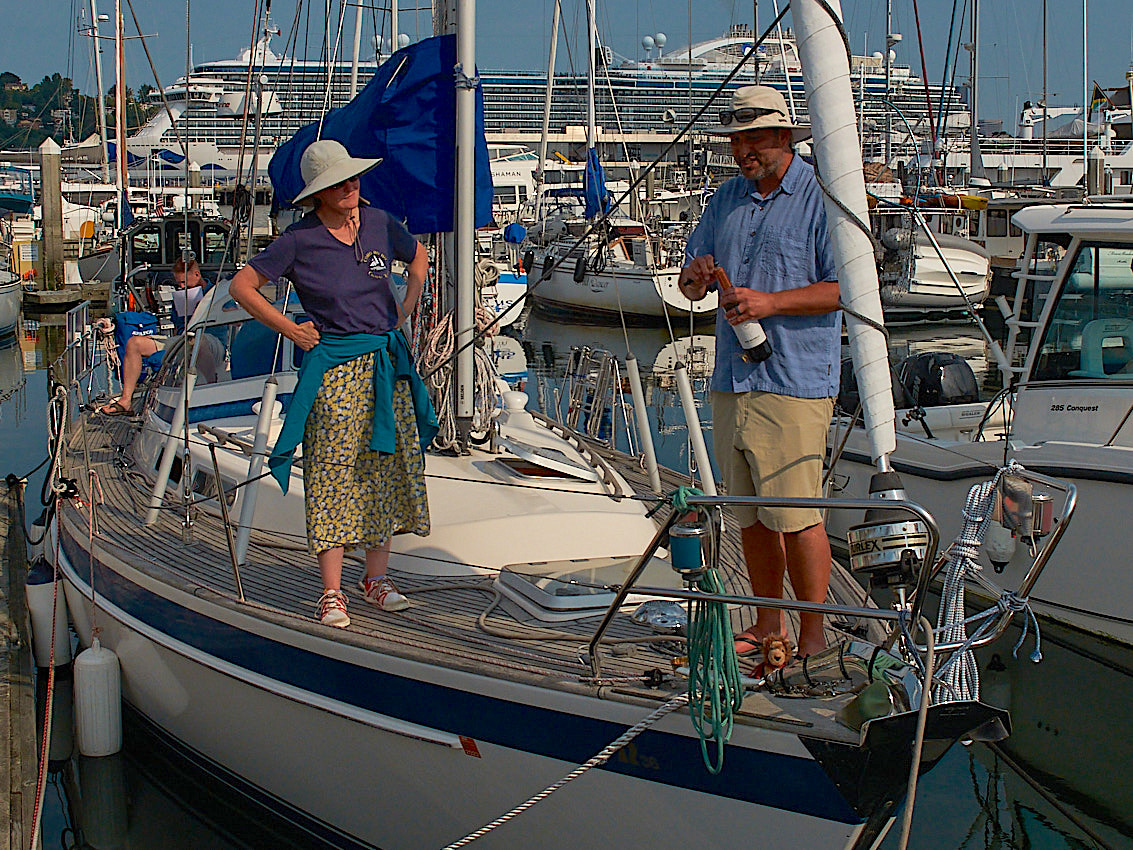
268, 34, 493, 234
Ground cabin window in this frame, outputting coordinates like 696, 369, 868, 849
166, 221, 201, 264
131, 226, 162, 265
202, 225, 233, 266
192, 469, 236, 506
1032, 242, 1133, 381
985, 210, 1008, 238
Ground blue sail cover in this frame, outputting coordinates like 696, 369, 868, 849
269, 34, 493, 234
584, 146, 612, 219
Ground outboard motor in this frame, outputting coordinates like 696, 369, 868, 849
897, 352, 979, 408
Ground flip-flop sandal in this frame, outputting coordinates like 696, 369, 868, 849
98, 401, 131, 416
733, 632, 765, 658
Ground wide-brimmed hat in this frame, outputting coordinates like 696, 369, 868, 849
707, 85, 811, 143
292, 139, 382, 204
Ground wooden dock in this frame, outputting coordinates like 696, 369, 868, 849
0, 477, 38, 850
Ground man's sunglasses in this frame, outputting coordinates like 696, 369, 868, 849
719, 106, 784, 125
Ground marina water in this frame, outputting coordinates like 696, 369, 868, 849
5, 308, 1127, 849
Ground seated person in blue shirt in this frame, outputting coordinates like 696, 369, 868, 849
99, 256, 211, 415
678, 86, 841, 660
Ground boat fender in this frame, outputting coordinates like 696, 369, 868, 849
573, 255, 587, 283
74, 638, 122, 757
522, 250, 534, 277
982, 521, 1016, 573
25, 558, 72, 667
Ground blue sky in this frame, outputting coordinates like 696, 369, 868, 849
4, 0, 1131, 132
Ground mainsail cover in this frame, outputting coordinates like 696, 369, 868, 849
584, 146, 611, 219
269, 34, 493, 234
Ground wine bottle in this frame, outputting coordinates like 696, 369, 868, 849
714, 266, 772, 364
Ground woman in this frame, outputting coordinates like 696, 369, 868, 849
230, 139, 438, 629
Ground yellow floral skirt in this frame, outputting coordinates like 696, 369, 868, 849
302, 352, 430, 555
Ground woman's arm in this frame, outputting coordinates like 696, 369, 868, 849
401, 241, 428, 317
229, 264, 321, 350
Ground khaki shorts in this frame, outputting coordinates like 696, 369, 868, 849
712, 391, 834, 533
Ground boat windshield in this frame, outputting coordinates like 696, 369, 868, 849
1032, 241, 1133, 381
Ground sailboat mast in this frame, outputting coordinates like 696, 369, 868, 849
454, 0, 476, 434
114, 0, 127, 198
1042, 0, 1047, 185
586, 0, 596, 149
89, 0, 111, 183
350, 0, 363, 98
536, 0, 562, 221
969, 0, 978, 181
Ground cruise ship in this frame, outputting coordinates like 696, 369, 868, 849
133, 24, 967, 173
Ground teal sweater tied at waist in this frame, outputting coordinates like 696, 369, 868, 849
268, 330, 439, 493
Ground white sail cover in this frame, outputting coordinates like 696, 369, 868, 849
793, 0, 895, 461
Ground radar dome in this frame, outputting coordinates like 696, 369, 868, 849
642, 35, 655, 51
654, 32, 667, 48
397, 33, 410, 49
871, 51, 883, 61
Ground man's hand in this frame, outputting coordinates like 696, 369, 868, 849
721, 286, 776, 326
289, 320, 321, 351
678, 254, 715, 301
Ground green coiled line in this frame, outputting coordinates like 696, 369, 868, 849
686, 544, 745, 774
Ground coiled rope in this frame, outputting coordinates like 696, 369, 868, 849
687, 564, 744, 774
933, 462, 1042, 701
419, 312, 501, 451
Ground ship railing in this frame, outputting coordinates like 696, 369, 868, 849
586, 474, 1075, 682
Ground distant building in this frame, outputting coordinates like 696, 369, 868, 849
17, 118, 42, 130
0, 109, 16, 124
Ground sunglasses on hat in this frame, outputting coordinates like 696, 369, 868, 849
718, 106, 784, 126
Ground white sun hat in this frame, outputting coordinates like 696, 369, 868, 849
707, 85, 811, 143
292, 139, 382, 204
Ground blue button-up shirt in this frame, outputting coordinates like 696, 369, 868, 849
686, 154, 840, 398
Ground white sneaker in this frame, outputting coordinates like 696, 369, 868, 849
316, 589, 350, 628
358, 576, 409, 611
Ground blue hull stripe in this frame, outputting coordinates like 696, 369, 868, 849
61, 531, 860, 825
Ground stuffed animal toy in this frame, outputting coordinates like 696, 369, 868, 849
762, 634, 793, 670
751, 634, 794, 679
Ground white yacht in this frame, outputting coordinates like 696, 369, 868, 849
827, 200, 1133, 655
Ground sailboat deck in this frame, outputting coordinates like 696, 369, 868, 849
61, 413, 886, 744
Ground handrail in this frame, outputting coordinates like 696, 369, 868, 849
587, 494, 941, 678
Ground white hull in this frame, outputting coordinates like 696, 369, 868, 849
881, 234, 991, 312
531, 263, 716, 322
0, 277, 20, 337
54, 530, 879, 850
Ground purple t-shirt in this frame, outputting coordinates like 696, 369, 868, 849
249, 205, 419, 334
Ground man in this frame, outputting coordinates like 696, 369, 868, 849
678, 86, 840, 659
98, 256, 210, 415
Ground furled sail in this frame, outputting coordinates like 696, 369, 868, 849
794, 0, 895, 462
268, 34, 494, 234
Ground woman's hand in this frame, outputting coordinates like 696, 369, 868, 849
289, 320, 321, 351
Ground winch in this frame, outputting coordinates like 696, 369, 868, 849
847, 471, 929, 591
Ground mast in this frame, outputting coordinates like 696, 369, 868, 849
884, 0, 891, 164
1042, 0, 1047, 185
454, 0, 476, 443
586, 0, 596, 150
969, 0, 979, 181
535, 0, 562, 221
89, 0, 111, 183
350, 0, 363, 97
114, 0, 127, 207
